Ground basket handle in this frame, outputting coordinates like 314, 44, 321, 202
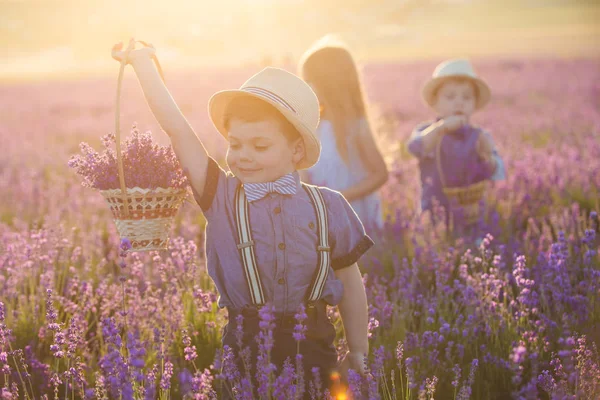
435, 133, 448, 189
115, 39, 166, 218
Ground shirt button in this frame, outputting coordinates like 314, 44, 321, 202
274, 207, 281, 215
278, 243, 286, 250
308, 222, 315, 230
277, 278, 285, 285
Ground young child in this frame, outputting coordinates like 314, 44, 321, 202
112, 39, 371, 396
407, 58, 506, 222
298, 35, 389, 233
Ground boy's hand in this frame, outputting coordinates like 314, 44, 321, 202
476, 133, 494, 162
112, 39, 156, 64
440, 115, 467, 133
339, 351, 367, 380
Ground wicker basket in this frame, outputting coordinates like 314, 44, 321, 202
436, 135, 487, 225
105, 40, 186, 253
101, 187, 187, 252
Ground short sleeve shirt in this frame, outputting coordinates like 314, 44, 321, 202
193, 158, 374, 314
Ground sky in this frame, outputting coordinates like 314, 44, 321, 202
0, 0, 598, 80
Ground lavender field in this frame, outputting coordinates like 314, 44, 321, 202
0, 57, 599, 399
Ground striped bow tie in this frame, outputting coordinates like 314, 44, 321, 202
243, 173, 297, 202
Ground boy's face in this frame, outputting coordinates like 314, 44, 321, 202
433, 79, 477, 120
226, 119, 305, 183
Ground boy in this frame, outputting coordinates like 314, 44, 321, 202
407, 58, 506, 220
112, 39, 371, 396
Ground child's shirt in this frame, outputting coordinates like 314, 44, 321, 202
407, 122, 506, 212
307, 119, 383, 232
193, 158, 374, 314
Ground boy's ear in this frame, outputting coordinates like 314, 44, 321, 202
291, 137, 305, 165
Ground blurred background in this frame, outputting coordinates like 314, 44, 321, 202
1, 0, 599, 81
1, 3, 599, 399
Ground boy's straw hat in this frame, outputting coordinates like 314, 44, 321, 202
209, 67, 321, 170
422, 59, 491, 110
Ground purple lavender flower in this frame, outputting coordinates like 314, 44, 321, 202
234, 314, 245, 350
273, 358, 295, 399
511, 344, 527, 364
182, 329, 198, 363
537, 370, 556, 394
255, 303, 276, 398
69, 128, 189, 190
308, 367, 322, 400
452, 364, 462, 388
293, 304, 308, 342
126, 331, 146, 381
192, 369, 217, 399
425, 375, 438, 397
396, 341, 404, 370
371, 345, 386, 381
120, 238, 132, 252
160, 360, 174, 390
347, 369, 363, 400
405, 357, 417, 389
97, 318, 133, 398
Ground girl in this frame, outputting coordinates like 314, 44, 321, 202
299, 36, 389, 233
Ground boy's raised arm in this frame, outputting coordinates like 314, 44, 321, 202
113, 41, 211, 199
407, 121, 443, 157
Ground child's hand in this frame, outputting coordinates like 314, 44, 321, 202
441, 115, 467, 133
476, 133, 494, 162
111, 39, 156, 65
339, 351, 367, 380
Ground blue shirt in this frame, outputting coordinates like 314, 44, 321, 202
193, 158, 374, 314
407, 122, 506, 212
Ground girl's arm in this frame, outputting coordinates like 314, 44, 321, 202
335, 263, 369, 375
341, 121, 389, 202
113, 41, 211, 199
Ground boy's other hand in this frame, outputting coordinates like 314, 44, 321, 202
339, 351, 367, 380
476, 133, 494, 161
441, 115, 467, 133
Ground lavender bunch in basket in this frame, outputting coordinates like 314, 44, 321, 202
68, 126, 188, 190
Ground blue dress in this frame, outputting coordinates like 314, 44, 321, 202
306, 119, 384, 231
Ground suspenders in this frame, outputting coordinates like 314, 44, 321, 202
233, 183, 331, 308
234, 186, 266, 305
303, 185, 331, 304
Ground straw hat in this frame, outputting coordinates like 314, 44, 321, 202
208, 67, 321, 170
422, 59, 491, 110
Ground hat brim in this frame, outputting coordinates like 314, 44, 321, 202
208, 90, 320, 170
422, 75, 491, 110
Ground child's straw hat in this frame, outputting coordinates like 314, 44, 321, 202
209, 67, 321, 170
422, 59, 491, 110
